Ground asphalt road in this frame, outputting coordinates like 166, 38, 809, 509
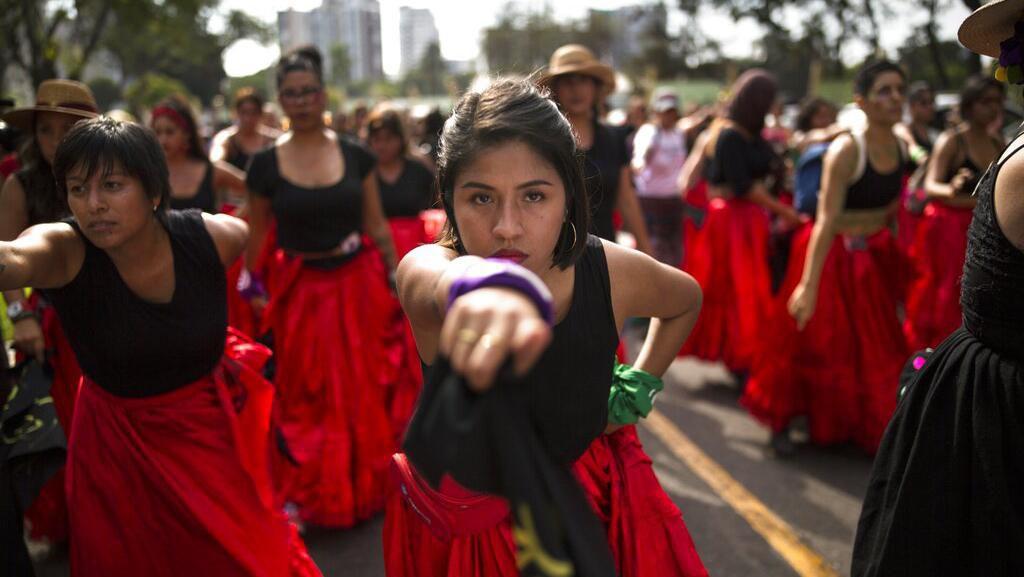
33, 357, 874, 577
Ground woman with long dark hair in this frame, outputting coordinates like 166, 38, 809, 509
150, 95, 247, 213
0, 79, 97, 544
743, 61, 911, 455
384, 78, 707, 577
854, 4, 1024, 571
243, 45, 401, 528
904, 75, 1005, 350
679, 70, 803, 376
0, 116, 319, 576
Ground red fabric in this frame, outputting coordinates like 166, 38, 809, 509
390, 216, 430, 261
421, 209, 447, 244
742, 225, 909, 453
226, 222, 279, 338
265, 247, 396, 527
0, 152, 21, 177
681, 180, 709, 270
383, 426, 708, 577
66, 329, 320, 577
903, 202, 973, 350
679, 197, 773, 372
21, 297, 81, 543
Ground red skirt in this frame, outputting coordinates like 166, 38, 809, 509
679, 197, 773, 373
903, 203, 973, 350
66, 329, 319, 577
226, 223, 280, 338
265, 247, 397, 527
383, 426, 708, 577
742, 225, 909, 453
22, 297, 81, 543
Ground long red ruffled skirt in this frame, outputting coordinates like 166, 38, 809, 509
742, 225, 909, 453
66, 329, 319, 576
680, 197, 773, 373
265, 247, 397, 527
22, 297, 81, 543
383, 426, 708, 577
903, 202, 973, 350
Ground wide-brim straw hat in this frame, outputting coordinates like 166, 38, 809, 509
959, 0, 1024, 57
537, 44, 616, 96
1, 79, 99, 132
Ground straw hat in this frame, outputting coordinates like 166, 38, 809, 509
959, 0, 1024, 57
537, 44, 616, 96
1, 79, 99, 132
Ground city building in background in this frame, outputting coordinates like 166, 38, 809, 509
278, 0, 383, 82
399, 7, 440, 76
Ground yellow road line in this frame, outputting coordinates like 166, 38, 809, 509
642, 411, 840, 577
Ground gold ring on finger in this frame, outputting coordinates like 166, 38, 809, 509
456, 328, 480, 345
478, 333, 502, 350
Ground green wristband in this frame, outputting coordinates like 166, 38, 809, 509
607, 362, 664, 426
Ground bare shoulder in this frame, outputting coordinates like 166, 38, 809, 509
994, 134, 1024, 250
200, 212, 249, 263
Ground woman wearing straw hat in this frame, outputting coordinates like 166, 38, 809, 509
853, 3, 1024, 573
0, 79, 97, 545
539, 44, 653, 256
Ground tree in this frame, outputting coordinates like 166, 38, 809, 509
88, 76, 123, 110
330, 44, 352, 85
124, 73, 191, 113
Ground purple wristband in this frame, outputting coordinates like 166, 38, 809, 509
447, 259, 555, 325
237, 269, 267, 301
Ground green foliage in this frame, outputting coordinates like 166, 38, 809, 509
330, 44, 352, 84
124, 73, 191, 114
88, 77, 123, 111
226, 66, 275, 104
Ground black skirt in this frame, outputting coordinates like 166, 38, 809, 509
852, 327, 1024, 576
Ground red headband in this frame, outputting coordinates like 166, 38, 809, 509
151, 106, 190, 132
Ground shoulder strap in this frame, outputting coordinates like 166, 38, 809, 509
850, 129, 867, 184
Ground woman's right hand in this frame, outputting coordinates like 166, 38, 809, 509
950, 168, 976, 195
787, 282, 818, 331
439, 287, 552, 392
12, 316, 45, 360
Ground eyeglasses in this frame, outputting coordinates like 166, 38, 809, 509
280, 86, 322, 102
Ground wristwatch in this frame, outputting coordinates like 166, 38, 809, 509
6, 300, 36, 323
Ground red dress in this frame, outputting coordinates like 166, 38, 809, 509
264, 245, 398, 527
742, 224, 909, 453
67, 330, 320, 576
679, 197, 773, 373
384, 426, 708, 577
903, 202, 974, 350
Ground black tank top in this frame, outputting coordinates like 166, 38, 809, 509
169, 162, 216, 213
582, 121, 629, 242
43, 210, 228, 397
845, 146, 904, 210
424, 235, 619, 465
945, 132, 1000, 197
961, 144, 1024, 362
377, 158, 435, 218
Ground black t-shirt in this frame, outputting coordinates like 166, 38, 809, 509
246, 138, 376, 253
44, 210, 227, 397
169, 161, 216, 213
378, 158, 435, 218
583, 122, 630, 241
706, 127, 777, 197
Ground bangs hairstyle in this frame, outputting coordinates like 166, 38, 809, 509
436, 77, 588, 270
234, 87, 265, 111
960, 75, 1006, 121
53, 117, 172, 221
854, 60, 906, 96
366, 107, 408, 154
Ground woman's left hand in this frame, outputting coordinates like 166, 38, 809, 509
787, 282, 818, 331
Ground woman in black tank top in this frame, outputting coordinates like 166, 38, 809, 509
0, 118, 318, 576
242, 46, 404, 529
385, 79, 708, 577
151, 95, 248, 213
744, 61, 911, 456
210, 87, 279, 174
905, 76, 1006, 349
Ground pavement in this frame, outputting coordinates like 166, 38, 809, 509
33, 357, 875, 577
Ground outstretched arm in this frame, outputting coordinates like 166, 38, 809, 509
0, 223, 83, 292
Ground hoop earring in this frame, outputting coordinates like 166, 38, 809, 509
567, 221, 577, 250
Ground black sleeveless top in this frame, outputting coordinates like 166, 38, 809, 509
845, 147, 905, 210
582, 121, 630, 242
169, 162, 216, 213
43, 210, 228, 397
706, 127, 778, 198
961, 146, 1024, 362
424, 235, 619, 465
378, 158, 435, 218
946, 132, 1000, 197
246, 138, 376, 253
